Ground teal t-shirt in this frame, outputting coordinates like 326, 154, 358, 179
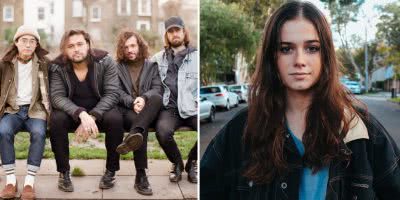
287, 127, 329, 200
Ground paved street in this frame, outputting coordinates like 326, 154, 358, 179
200, 93, 400, 158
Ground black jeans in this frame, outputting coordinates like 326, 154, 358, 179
155, 108, 198, 164
119, 95, 162, 169
49, 108, 124, 172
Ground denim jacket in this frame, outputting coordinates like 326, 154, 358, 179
200, 107, 400, 200
151, 48, 198, 119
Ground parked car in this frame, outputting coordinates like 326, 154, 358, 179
343, 81, 362, 94
199, 97, 216, 123
200, 85, 240, 110
228, 84, 248, 103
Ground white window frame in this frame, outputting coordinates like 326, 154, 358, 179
138, 0, 151, 16
90, 5, 101, 22
117, 0, 131, 16
3, 5, 14, 22
38, 7, 45, 20
72, 0, 83, 17
137, 20, 150, 31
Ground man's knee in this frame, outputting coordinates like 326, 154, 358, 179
102, 109, 123, 126
50, 110, 70, 126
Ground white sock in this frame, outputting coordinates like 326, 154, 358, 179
24, 169, 37, 187
6, 174, 16, 186
24, 174, 35, 187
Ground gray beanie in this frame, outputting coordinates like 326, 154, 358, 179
13, 25, 40, 42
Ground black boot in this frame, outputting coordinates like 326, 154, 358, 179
169, 160, 184, 182
134, 169, 153, 195
185, 160, 198, 183
116, 131, 143, 155
99, 170, 116, 189
58, 171, 74, 192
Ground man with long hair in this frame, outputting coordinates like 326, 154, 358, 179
0, 25, 50, 200
114, 29, 163, 195
49, 29, 122, 192
201, 1, 400, 199
151, 16, 198, 183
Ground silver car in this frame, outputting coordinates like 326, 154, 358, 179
228, 84, 248, 103
199, 97, 216, 123
200, 85, 239, 110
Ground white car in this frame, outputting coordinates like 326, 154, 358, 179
199, 97, 216, 122
200, 85, 240, 110
228, 84, 249, 103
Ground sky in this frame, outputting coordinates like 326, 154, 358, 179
307, 0, 397, 48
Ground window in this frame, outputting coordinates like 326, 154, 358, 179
38, 7, 45, 20
136, 20, 150, 31
138, 0, 151, 16
72, 0, 83, 17
50, 2, 54, 14
90, 6, 101, 22
117, 0, 131, 16
3, 5, 14, 22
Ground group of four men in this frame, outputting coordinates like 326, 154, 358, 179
0, 16, 197, 199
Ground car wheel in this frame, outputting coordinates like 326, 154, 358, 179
207, 107, 216, 123
235, 97, 239, 107
225, 100, 230, 111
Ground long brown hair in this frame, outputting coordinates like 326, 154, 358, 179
115, 29, 149, 63
163, 28, 191, 48
244, 1, 363, 184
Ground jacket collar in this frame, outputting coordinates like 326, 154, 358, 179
343, 113, 369, 143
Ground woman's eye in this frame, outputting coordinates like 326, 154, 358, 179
280, 46, 292, 54
307, 46, 320, 53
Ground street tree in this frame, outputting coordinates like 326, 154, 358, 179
376, 2, 400, 81
200, 0, 258, 85
321, 0, 365, 80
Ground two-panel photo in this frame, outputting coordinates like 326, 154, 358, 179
0, 0, 399, 199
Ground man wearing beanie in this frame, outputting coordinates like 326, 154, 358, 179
151, 16, 198, 183
0, 25, 50, 199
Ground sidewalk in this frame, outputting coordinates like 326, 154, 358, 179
0, 159, 197, 200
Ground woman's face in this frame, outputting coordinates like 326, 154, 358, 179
277, 17, 322, 92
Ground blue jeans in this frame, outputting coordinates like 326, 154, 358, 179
0, 105, 46, 171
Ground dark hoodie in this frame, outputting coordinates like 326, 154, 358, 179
49, 49, 120, 121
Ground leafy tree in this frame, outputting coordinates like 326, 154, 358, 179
376, 2, 400, 78
321, 0, 365, 80
220, 0, 285, 30
200, 0, 258, 85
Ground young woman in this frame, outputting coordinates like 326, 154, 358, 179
200, 1, 400, 199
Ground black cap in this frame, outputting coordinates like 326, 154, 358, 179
164, 16, 185, 31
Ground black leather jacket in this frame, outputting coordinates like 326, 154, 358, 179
49, 49, 120, 121
201, 107, 400, 200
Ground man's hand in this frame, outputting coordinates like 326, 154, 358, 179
75, 124, 90, 143
133, 97, 145, 114
79, 111, 99, 136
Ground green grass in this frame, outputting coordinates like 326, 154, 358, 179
71, 167, 85, 176
390, 97, 400, 103
14, 131, 197, 160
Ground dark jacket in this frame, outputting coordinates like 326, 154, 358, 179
49, 49, 120, 121
200, 107, 400, 200
117, 60, 163, 109
0, 51, 50, 120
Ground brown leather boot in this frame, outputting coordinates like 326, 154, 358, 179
21, 185, 35, 200
0, 182, 17, 199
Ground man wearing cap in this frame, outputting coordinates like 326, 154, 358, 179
151, 16, 198, 183
0, 25, 50, 199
